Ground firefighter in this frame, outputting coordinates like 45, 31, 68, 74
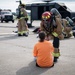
66, 17, 75, 27
40, 10, 64, 62
50, 8, 75, 38
17, 3, 29, 36
62, 18, 73, 38
62, 17, 75, 38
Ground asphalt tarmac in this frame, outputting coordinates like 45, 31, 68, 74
0, 21, 75, 75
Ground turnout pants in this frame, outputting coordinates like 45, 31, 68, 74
18, 18, 28, 35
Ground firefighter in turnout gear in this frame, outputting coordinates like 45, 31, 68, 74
40, 10, 64, 62
17, 3, 29, 36
50, 8, 75, 38
61, 18, 73, 38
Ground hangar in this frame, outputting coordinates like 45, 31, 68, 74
26, 1, 75, 27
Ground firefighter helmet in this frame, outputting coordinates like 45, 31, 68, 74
19, 3, 25, 7
42, 11, 51, 21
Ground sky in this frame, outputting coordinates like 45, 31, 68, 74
0, 0, 75, 12
0, 0, 33, 12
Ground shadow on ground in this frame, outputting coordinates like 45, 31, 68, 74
16, 61, 53, 75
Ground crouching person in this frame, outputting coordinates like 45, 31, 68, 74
33, 31, 54, 68
40, 10, 64, 62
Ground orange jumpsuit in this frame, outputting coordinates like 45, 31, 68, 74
33, 40, 54, 67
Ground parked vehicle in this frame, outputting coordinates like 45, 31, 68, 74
0, 10, 14, 23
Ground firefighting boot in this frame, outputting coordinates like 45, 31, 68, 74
53, 49, 60, 62
53, 52, 60, 62
18, 34, 22, 36
22, 31, 28, 37
18, 32, 22, 36
73, 32, 75, 38
54, 57, 58, 62
23, 33, 28, 37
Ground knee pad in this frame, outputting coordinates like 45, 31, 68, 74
53, 37, 59, 48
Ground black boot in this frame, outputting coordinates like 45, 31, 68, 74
73, 32, 75, 38
18, 34, 22, 36
54, 57, 58, 62
23, 33, 28, 37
